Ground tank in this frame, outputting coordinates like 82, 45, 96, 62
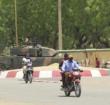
0, 40, 61, 70
1, 44, 59, 70
10, 44, 56, 57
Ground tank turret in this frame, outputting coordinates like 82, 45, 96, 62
10, 45, 56, 57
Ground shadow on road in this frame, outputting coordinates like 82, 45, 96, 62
58, 95, 76, 98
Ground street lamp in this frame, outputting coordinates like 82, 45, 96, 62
58, 0, 62, 50
14, 0, 18, 47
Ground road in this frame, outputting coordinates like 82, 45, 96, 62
0, 77, 110, 105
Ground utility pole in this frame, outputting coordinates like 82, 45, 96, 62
14, 0, 19, 47
58, 0, 62, 50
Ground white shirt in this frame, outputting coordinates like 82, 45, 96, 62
22, 57, 32, 66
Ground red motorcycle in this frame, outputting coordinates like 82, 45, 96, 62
63, 70, 82, 97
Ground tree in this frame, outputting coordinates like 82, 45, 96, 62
0, 0, 110, 53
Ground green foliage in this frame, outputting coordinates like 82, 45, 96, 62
0, 0, 110, 54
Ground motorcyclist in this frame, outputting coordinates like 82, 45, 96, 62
59, 53, 69, 88
61, 55, 80, 88
59, 53, 69, 70
22, 53, 33, 79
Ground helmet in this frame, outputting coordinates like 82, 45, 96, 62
26, 53, 30, 58
69, 55, 73, 59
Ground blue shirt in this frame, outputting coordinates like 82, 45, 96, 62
61, 60, 80, 72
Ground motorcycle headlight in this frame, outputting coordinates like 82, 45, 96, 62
69, 74, 72, 77
73, 71, 80, 76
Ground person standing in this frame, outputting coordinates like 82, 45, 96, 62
95, 57, 100, 68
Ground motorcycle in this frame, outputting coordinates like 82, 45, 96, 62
63, 70, 83, 97
24, 65, 33, 84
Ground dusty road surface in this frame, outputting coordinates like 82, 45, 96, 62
0, 77, 110, 105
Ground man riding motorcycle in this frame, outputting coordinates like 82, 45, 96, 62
59, 53, 69, 87
61, 55, 80, 88
22, 54, 33, 79
59, 53, 69, 70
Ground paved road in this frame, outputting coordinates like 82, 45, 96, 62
0, 77, 110, 105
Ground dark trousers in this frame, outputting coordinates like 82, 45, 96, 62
61, 72, 65, 87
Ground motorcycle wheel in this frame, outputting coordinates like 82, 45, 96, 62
28, 73, 32, 83
24, 74, 28, 84
64, 89, 71, 96
74, 83, 81, 97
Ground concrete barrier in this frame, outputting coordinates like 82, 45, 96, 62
0, 67, 110, 79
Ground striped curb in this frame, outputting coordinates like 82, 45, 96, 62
0, 69, 110, 79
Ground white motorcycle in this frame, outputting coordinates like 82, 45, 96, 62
24, 64, 33, 84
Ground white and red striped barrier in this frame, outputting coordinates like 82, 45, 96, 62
0, 68, 110, 79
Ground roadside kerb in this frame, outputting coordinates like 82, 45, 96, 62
0, 67, 109, 79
